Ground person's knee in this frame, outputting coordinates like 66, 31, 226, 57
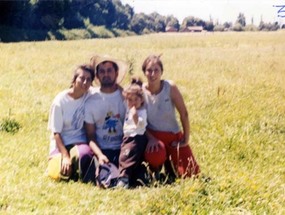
144, 140, 167, 170
168, 145, 200, 177
47, 154, 62, 181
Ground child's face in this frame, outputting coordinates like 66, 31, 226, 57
127, 94, 143, 109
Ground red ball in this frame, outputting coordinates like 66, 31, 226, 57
144, 140, 167, 169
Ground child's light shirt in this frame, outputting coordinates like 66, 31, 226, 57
123, 107, 147, 137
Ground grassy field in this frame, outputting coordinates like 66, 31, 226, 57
0, 31, 285, 214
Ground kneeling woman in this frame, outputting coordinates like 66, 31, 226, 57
142, 54, 200, 178
47, 64, 95, 182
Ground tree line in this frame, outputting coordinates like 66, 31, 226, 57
0, 0, 282, 42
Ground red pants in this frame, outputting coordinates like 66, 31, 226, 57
145, 130, 200, 178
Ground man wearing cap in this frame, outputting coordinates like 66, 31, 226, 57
84, 55, 127, 169
84, 55, 149, 188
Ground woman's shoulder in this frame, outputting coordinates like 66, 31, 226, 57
162, 80, 177, 94
164, 80, 180, 93
164, 79, 176, 87
53, 89, 69, 102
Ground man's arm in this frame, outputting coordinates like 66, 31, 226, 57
85, 122, 109, 164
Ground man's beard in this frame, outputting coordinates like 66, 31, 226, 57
100, 78, 116, 88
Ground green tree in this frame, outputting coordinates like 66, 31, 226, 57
31, 0, 69, 29
79, 0, 111, 27
204, 21, 214, 31
149, 12, 166, 32
181, 16, 205, 28
233, 23, 243, 31
0, 1, 32, 28
60, 0, 85, 29
236, 13, 246, 27
181, 16, 195, 28
112, 0, 134, 30
223, 22, 232, 29
130, 13, 148, 34
213, 25, 225, 32
259, 21, 279, 31
165, 15, 180, 30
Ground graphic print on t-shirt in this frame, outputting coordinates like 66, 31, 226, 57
103, 111, 120, 134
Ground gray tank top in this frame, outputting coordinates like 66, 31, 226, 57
143, 80, 180, 133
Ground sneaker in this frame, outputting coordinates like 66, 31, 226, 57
116, 177, 129, 189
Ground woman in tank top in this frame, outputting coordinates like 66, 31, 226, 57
142, 54, 200, 179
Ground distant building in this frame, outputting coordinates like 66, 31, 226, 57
165, 25, 178, 32
180, 26, 204, 32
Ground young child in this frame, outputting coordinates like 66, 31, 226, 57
117, 77, 148, 188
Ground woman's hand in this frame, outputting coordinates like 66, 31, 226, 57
146, 137, 160, 153
171, 140, 188, 148
61, 156, 72, 176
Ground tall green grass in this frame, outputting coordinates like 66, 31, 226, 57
0, 31, 284, 214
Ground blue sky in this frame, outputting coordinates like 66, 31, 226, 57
121, 0, 285, 25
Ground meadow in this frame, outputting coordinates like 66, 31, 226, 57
0, 31, 284, 214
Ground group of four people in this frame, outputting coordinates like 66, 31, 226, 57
47, 54, 200, 188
